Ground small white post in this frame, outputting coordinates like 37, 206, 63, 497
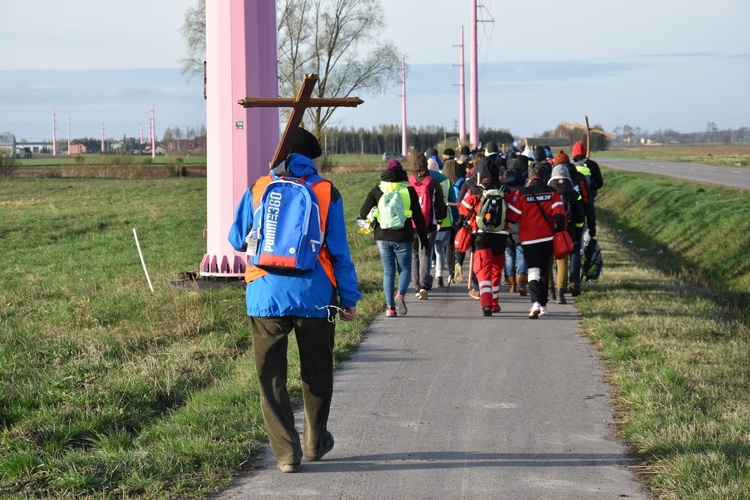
133, 228, 155, 293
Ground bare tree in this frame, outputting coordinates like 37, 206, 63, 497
278, 0, 400, 137
179, 0, 206, 78
180, 0, 400, 138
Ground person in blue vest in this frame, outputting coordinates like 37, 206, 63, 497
228, 127, 361, 473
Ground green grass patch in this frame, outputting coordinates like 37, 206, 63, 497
0, 173, 385, 497
3, 165, 749, 497
576, 169, 750, 498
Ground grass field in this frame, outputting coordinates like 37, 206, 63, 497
1, 150, 749, 497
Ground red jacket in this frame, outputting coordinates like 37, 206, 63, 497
507, 179, 566, 245
458, 188, 514, 236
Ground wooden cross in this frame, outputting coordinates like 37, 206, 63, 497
560, 116, 616, 155
238, 73, 364, 166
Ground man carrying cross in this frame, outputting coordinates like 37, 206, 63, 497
228, 76, 363, 473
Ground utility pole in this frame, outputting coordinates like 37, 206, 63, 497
52, 107, 57, 156
458, 26, 466, 145
469, 0, 478, 149
401, 55, 408, 158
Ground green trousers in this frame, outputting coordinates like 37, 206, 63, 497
248, 315, 335, 465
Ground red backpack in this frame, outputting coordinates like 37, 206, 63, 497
409, 174, 434, 227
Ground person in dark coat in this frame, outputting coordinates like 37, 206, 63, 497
501, 155, 528, 294
547, 164, 584, 304
553, 150, 596, 297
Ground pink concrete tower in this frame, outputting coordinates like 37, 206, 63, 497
200, 0, 280, 278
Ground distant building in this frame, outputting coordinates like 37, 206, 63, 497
15, 140, 53, 154
69, 143, 87, 155
0, 132, 15, 156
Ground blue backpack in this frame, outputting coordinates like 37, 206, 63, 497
246, 174, 329, 272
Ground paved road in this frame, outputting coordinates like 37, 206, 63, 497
218, 278, 648, 499
597, 157, 750, 190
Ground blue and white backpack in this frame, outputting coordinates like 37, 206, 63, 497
245, 174, 328, 272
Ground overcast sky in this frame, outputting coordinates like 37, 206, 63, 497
2, 0, 748, 142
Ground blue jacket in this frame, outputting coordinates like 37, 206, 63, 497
228, 154, 361, 318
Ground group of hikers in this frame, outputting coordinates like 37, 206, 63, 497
358, 140, 603, 319
227, 127, 602, 472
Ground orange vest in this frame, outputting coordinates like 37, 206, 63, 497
244, 175, 337, 287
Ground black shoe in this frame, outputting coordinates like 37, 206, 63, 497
483, 306, 492, 316
308, 432, 334, 462
437, 277, 444, 288
556, 288, 567, 304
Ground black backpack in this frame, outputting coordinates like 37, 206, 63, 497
582, 237, 603, 281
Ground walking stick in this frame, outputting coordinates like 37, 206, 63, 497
467, 248, 474, 291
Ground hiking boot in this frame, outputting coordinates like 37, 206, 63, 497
418, 288, 428, 300
386, 306, 397, 317
539, 305, 548, 317
454, 263, 463, 284
482, 306, 493, 317
469, 289, 480, 300
308, 432, 334, 462
529, 302, 541, 319
394, 293, 408, 316
437, 276, 444, 288
277, 462, 300, 473
507, 276, 516, 293
569, 282, 581, 297
492, 305, 501, 313
517, 274, 528, 296
556, 288, 567, 304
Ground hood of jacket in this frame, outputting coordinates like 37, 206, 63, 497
271, 153, 319, 179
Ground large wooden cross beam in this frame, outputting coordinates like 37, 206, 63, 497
238, 73, 364, 166
561, 115, 616, 155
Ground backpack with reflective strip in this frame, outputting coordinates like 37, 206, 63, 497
475, 186, 507, 233
582, 237, 603, 280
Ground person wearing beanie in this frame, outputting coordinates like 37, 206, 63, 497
553, 153, 596, 298
228, 126, 361, 472
359, 158, 429, 318
458, 156, 514, 316
409, 153, 446, 300
286, 126, 323, 160
506, 161, 566, 319
553, 150, 570, 166
501, 156, 528, 295
547, 164, 584, 304
456, 145, 473, 179
442, 148, 456, 161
